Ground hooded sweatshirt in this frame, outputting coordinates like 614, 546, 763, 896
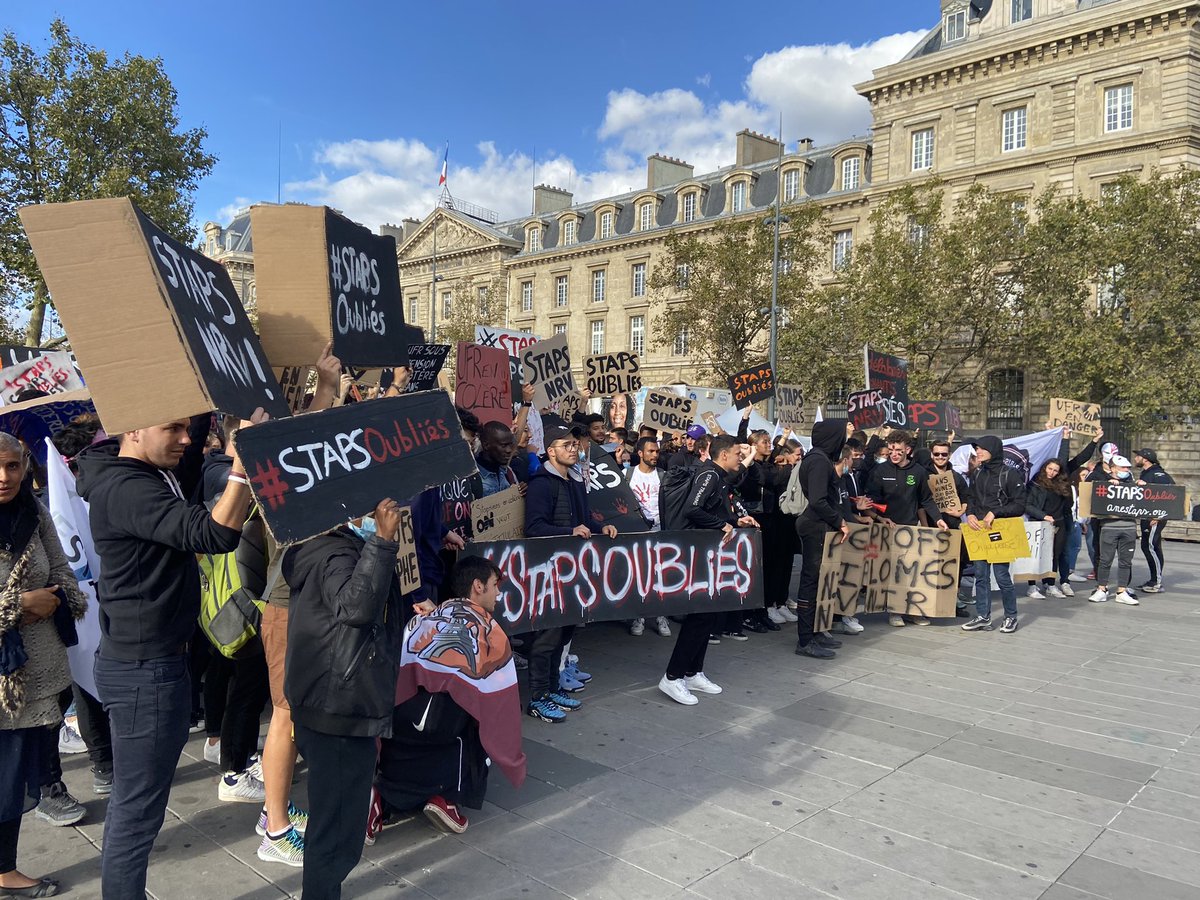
523, 463, 590, 537
75, 439, 242, 660
798, 420, 847, 530
967, 435, 1027, 521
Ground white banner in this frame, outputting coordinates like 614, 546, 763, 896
951, 427, 1063, 481
992, 520, 1056, 587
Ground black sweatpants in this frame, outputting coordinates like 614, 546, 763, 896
794, 516, 830, 646
204, 651, 271, 773
1140, 520, 1166, 584
0, 817, 18, 874
762, 513, 797, 609
528, 625, 575, 697
666, 612, 721, 680
293, 723, 378, 900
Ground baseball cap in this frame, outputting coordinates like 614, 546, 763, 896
1110, 454, 1132, 468
686, 424, 706, 439
1134, 448, 1159, 465
1101, 442, 1118, 463
543, 425, 574, 448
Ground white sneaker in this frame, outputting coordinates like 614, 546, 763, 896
257, 826, 305, 867
778, 606, 798, 623
1114, 590, 1139, 605
767, 607, 787, 625
654, 617, 672, 637
889, 614, 906, 627
203, 739, 221, 765
58, 723, 86, 755
658, 675, 698, 706
832, 616, 864, 634
1060, 583, 1075, 597
1068, 573, 1088, 583
684, 672, 723, 695
1027, 586, 1045, 599
630, 618, 645, 636
218, 769, 266, 803
1046, 585, 1066, 598
785, 599, 798, 611
1088, 589, 1109, 603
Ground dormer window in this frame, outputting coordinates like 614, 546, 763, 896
1011, 0, 1032, 23
944, 8, 967, 43
782, 169, 800, 202
563, 219, 577, 246
841, 157, 861, 191
682, 192, 697, 222
731, 181, 747, 213
600, 211, 614, 239
527, 226, 542, 252
639, 202, 654, 231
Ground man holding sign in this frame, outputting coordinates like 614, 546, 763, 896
961, 436, 1028, 634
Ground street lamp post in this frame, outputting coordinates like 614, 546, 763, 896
767, 119, 784, 422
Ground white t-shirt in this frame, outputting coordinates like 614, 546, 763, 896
627, 466, 661, 531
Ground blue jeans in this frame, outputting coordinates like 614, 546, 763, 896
94, 653, 190, 900
974, 560, 1017, 619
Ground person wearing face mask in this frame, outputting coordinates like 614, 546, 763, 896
1089, 455, 1140, 606
1083, 441, 1119, 580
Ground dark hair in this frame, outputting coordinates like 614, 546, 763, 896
452, 556, 503, 598
849, 429, 868, 445
611, 427, 629, 442
479, 420, 514, 443
839, 445, 856, 463
456, 406, 481, 437
709, 435, 736, 458
581, 413, 605, 428
845, 437, 865, 451
51, 421, 103, 459
638, 425, 656, 437
1035, 459, 1071, 496
930, 440, 951, 453
887, 430, 914, 448
694, 435, 711, 453
635, 436, 658, 453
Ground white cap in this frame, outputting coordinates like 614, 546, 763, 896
1110, 454, 1132, 468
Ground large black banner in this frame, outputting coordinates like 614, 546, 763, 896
585, 444, 651, 533
463, 528, 763, 633
1087, 482, 1187, 520
233, 391, 477, 543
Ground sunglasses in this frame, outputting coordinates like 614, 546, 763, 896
931, 452, 950, 458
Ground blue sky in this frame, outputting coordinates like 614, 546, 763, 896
11, 1, 931, 231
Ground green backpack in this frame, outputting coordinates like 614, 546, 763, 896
198, 508, 270, 658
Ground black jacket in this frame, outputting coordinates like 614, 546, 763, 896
684, 460, 738, 530
283, 529, 403, 738
75, 433, 241, 661
865, 459, 943, 526
1140, 464, 1174, 485
967, 436, 1027, 519
1026, 482, 1071, 524
524, 465, 589, 537
667, 448, 701, 471
798, 420, 847, 530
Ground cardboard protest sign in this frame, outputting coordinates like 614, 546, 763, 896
395, 506, 421, 593
584, 352, 641, 397
1048, 398, 1102, 438
0, 350, 86, 405
728, 364, 775, 409
405, 344, 450, 393
865, 347, 909, 407
644, 389, 697, 434
520, 334, 575, 411
477, 325, 537, 399
20, 198, 289, 433
928, 471, 962, 514
776, 384, 805, 429
585, 444, 652, 533
455, 343, 513, 427
547, 389, 585, 421
815, 523, 962, 630
1003, 521, 1056, 585
440, 475, 477, 541
250, 204, 405, 367
275, 367, 312, 414
960, 517, 1031, 563
463, 528, 762, 633
0, 389, 95, 465
907, 400, 962, 433
847, 389, 907, 430
1083, 481, 1187, 520
470, 486, 525, 542
232, 391, 476, 544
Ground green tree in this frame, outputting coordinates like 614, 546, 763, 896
0, 19, 215, 345
439, 274, 508, 380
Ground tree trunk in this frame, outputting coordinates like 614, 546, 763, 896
24, 282, 48, 348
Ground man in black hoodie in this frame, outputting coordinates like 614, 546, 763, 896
961, 435, 1027, 634
1133, 448, 1173, 593
794, 421, 851, 659
76, 413, 260, 899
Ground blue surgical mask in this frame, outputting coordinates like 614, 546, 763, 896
1115, 470, 1132, 481
348, 516, 377, 541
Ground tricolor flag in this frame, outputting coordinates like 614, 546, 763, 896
438, 144, 448, 186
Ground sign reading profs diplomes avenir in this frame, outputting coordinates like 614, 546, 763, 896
232, 391, 477, 544
20, 198, 289, 433
644, 389, 697, 434
250, 204, 406, 367
728, 364, 775, 409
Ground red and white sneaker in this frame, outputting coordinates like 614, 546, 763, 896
423, 795, 468, 834
365, 785, 383, 846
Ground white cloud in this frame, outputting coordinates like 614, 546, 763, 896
267, 31, 923, 230
214, 196, 254, 223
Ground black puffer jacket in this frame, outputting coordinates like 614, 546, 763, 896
798, 420, 847, 530
283, 529, 403, 738
968, 436, 1027, 520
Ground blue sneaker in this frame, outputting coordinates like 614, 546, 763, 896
563, 663, 591, 683
558, 671, 586, 693
546, 690, 582, 711
527, 696, 567, 723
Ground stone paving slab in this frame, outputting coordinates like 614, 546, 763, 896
18, 542, 1200, 898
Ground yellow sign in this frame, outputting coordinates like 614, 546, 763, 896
961, 517, 1031, 564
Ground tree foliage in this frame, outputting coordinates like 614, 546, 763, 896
0, 19, 215, 345
439, 274, 508, 377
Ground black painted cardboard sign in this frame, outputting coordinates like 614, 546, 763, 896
847, 388, 907, 430
585, 444, 652, 533
865, 348, 909, 408
728, 364, 775, 409
1084, 482, 1187, 520
405, 344, 450, 393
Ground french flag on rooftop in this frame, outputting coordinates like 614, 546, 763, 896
438, 144, 448, 186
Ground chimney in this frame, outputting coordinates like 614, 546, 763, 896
796, 137, 814, 152
378, 223, 405, 243
533, 184, 573, 214
647, 154, 694, 189
401, 217, 420, 241
736, 129, 783, 167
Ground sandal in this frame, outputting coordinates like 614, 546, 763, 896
1, 878, 59, 897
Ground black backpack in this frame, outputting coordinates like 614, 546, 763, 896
659, 467, 698, 531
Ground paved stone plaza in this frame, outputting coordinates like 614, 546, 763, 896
21, 542, 1200, 899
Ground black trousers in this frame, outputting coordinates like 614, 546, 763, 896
794, 517, 829, 646
1041, 522, 1069, 585
0, 817, 18, 874
40, 683, 111, 787
203, 651, 271, 773
762, 512, 797, 608
293, 723, 378, 900
1140, 520, 1166, 584
528, 625, 574, 697
666, 612, 721, 680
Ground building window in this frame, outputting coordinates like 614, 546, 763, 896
555, 274, 569, 308
600, 211, 613, 239
225, 232, 235, 251
563, 219, 577, 246
441, 291, 452, 318
944, 8, 967, 42
592, 269, 606, 303
639, 202, 654, 231
986, 368, 1025, 430
832, 229, 854, 270
676, 264, 690, 289
590, 319, 605, 355
782, 169, 800, 202
527, 226, 541, 252
520, 281, 533, 312
477, 286, 488, 315
1011, 0, 1032, 23
731, 181, 746, 213
1009, 198, 1027, 236
553, 322, 567, 336
682, 192, 697, 222
1002, 107, 1027, 152
409, 297, 419, 322
907, 217, 930, 247
630, 315, 645, 354
631, 263, 646, 298
841, 157, 860, 191
1104, 84, 1133, 133
672, 325, 689, 356
912, 128, 934, 171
